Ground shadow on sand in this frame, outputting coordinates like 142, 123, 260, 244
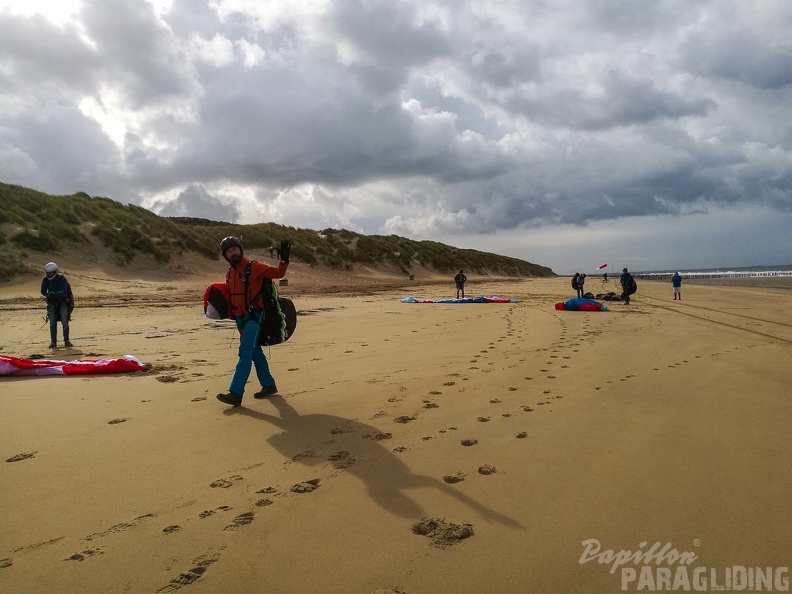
225, 396, 523, 529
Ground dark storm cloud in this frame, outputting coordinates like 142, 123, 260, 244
0, 101, 117, 195
79, 0, 196, 107
505, 70, 715, 130
0, 12, 99, 96
328, 0, 451, 94
679, 30, 792, 90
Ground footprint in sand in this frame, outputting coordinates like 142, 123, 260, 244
443, 472, 466, 484
490, 399, 502, 404
363, 432, 392, 440
198, 506, 232, 519
411, 518, 474, 548
460, 439, 478, 447
191, 397, 207, 402
478, 465, 497, 475
508, 387, 518, 391
5, 452, 37, 463
157, 554, 220, 594
210, 476, 243, 488
156, 376, 179, 383
65, 548, 104, 561
516, 432, 528, 439
108, 418, 128, 425
162, 525, 181, 534
393, 446, 408, 453
428, 390, 442, 396
521, 406, 535, 412
476, 417, 490, 422
255, 487, 277, 494
224, 512, 255, 531
255, 499, 273, 507
291, 479, 321, 493
394, 415, 416, 423
289, 450, 316, 463
328, 451, 357, 469
423, 401, 439, 409
158, 567, 207, 592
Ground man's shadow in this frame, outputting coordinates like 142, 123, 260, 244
225, 396, 523, 529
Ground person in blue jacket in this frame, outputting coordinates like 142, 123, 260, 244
671, 271, 682, 300
40, 262, 74, 348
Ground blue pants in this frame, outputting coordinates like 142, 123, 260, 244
47, 302, 70, 343
229, 313, 275, 396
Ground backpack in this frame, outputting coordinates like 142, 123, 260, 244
629, 278, 638, 295
244, 261, 297, 346
571, 275, 578, 289
204, 263, 297, 345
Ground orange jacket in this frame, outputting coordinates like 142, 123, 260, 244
226, 257, 289, 318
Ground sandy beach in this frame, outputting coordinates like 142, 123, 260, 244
2, 272, 791, 593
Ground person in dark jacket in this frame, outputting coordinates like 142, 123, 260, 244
620, 267, 634, 305
576, 273, 586, 298
454, 270, 467, 298
40, 262, 74, 348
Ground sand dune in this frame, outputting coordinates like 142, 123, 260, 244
2, 274, 791, 593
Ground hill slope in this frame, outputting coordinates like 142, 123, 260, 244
0, 182, 555, 282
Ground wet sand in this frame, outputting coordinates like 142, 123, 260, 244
2, 275, 791, 593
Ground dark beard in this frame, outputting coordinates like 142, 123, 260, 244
226, 254, 242, 266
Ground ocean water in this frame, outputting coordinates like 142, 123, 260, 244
636, 264, 792, 279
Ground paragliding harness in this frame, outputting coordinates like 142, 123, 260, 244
240, 261, 296, 346
628, 278, 637, 295
43, 276, 75, 323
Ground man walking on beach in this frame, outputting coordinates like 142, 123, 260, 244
40, 262, 74, 348
671, 271, 682, 300
620, 267, 634, 305
454, 269, 467, 299
216, 236, 291, 407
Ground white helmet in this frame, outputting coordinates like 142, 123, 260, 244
44, 262, 58, 273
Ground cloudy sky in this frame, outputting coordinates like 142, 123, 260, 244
1, 0, 790, 273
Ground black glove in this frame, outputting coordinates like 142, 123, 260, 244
279, 239, 291, 263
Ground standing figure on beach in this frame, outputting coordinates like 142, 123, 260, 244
216, 236, 291, 407
620, 267, 634, 305
577, 273, 586, 298
603, 272, 608, 283
671, 271, 682, 300
40, 262, 74, 348
454, 269, 467, 299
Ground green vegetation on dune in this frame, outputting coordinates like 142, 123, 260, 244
0, 182, 556, 282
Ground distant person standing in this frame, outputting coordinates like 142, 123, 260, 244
603, 272, 608, 283
577, 273, 586, 298
454, 270, 467, 298
620, 267, 634, 305
40, 262, 74, 348
671, 271, 682, 300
